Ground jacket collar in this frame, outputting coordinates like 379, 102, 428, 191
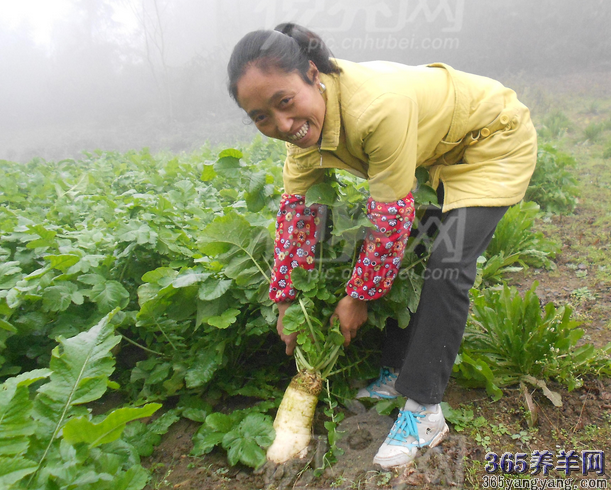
319, 71, 341, 151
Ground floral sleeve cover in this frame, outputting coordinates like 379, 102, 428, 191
346, 192, 415, 301
269, 193, 323, 302
269, 192, 415, 303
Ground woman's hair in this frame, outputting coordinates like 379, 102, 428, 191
227, 23, 341, 104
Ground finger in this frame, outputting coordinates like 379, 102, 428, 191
342, 330, 351, 347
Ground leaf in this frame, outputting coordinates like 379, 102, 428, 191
205, 412, 235, 433
207, 308, 240, 329
185, 350, 220, 389
0, 383, 37, 456
42, 282, 81, 312
33, 310, 121, 475
374, 396, 407, 416
215, 149, 243, 174
45, 254, 81, 272
25, 224, 57, 249
0, 319, 17, 333
63, 403, 161, 448
281, 303, 306, 335
521, 375, 562, 407
198, 278, 232, 301
200, 164, 217, 182
413, 183, 439, 206
291, 267, 318, 293
172, 270, 210, 288
305, 182, 336, 206
0, 261, 22, 289
0, 456, 38, 487
222, 413, 274, 469
89, 280, 130, 313
196, 294, 233, 329
191, 430, 225, 456
199, 213, 269, 266
113, 465, 149, 490
122, 421, 161, 457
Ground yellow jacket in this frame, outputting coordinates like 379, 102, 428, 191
282, 59, 537, 212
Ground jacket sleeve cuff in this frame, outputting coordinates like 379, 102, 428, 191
346, 192, 415, 301
269, 193, 323, 303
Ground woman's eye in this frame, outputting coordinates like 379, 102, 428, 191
254, 114, 266, 123
280, 97, 292, 106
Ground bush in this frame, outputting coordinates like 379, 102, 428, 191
525, 144, 579, 214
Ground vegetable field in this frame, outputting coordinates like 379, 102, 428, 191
2, 75, 611, 490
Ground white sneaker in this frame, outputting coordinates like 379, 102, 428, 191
356, 367, 400, 399
373, 398, 449, 469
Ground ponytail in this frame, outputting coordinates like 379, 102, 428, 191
227, 23, 341, 103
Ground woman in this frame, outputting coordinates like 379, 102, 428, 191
227, 23, 537, 468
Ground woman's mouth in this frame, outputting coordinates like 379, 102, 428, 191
288, 121, 309, 142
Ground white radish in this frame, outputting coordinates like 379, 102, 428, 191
267, 370, 323, 463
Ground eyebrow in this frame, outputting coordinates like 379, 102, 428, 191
247, 90, 289, 119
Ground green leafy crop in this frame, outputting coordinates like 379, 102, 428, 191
0, 310, 164, 489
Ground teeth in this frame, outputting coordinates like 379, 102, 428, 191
288, 121, 309, 141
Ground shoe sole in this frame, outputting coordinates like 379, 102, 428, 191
373, 423, 450, 470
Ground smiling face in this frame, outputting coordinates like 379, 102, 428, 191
235, 61, 326, 148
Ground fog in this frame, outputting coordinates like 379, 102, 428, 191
1, 0, 610, 162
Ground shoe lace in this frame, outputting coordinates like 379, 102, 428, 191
373, 368, 397, 388
387, 409, 424, 443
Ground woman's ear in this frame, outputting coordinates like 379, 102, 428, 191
307, 60, 320, 85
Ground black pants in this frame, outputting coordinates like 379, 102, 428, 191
381, 185, 508, 404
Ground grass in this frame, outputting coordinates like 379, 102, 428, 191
583, 122, 604, 142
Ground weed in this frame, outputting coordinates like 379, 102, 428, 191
510, 430, 533, 445
442, 402, 478, 432
525, 144, 579, 213
331, 475, 349, 487
583, 122, 604, 142
456, 283, 611, 401
586, 100, 601, 115
538, 110, 571, 139
491, 423, 511, 437
603, 141, 611, 159
376, 471, 393, 487
474, 432, 492, 452
570, 287, 596, 302
477, 201, 559, 286
153, 467, 174, 489
464, 457, 484, 489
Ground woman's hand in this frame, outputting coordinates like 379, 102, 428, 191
331, 295, 368, 347
276, 302, 297, 355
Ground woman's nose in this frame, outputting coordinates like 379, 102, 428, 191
275, 114, 293, 134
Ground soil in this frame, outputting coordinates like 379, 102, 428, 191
142, 378, 611, 490
141, 72, 611, 490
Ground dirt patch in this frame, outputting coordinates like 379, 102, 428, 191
142, 377, 611, 489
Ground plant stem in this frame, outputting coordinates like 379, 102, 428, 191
243, 247, 270, 283
121, 334, 167, 357
299, 298, 320, 350
154, 318, 177, 351
294, 346, 313, 372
